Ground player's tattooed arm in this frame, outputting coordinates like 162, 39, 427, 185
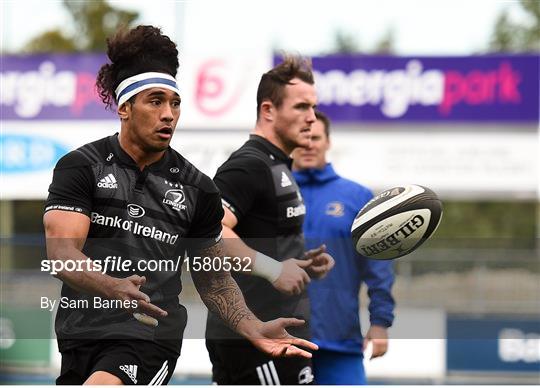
190, 240, 258, 333
191, 240, 319, 358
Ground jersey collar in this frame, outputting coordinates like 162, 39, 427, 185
248, 134, 292, 167
109, 133, 171, 171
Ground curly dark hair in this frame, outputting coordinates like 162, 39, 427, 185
256, 54, 314, 120
96, 25, 179, 110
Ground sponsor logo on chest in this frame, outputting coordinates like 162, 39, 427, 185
90, 211, 179, 245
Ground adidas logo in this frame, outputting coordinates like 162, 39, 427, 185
119, 364, 138, 384
97, 173, 118, 189
256, 361, 281, 385
281, 171, 292, 187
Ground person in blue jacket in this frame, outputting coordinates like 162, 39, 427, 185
292, 110, 395, 385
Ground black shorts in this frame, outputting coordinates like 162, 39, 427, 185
206, 339, 315, 385
56, 340, 178, 385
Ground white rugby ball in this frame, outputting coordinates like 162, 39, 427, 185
351, 185, 442, 260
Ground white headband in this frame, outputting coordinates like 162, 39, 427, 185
115, 72, 180, 106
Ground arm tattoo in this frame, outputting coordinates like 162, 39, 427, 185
190, 240, 256, 331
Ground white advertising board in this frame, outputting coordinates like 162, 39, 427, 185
1, 124, 536, 200
174, 130, 538, 200
361, 308, 446, 380
327, 131, 537, 199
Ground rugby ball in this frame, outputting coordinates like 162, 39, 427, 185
351, 185, 442, 260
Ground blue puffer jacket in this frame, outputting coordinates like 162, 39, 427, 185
294, 163, 395, 354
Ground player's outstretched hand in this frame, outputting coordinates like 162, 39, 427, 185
272, 259, 312, 296
248, 318, 318, 358
304, 245, 335, 279
108, 275, 168, 323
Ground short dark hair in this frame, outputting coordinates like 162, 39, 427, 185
96, 25, 179, 109
315, 110, 331, 138
256, 55, 314, 119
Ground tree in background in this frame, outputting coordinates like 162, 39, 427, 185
328, 27, 396, 55
489, 0, 540, 52
23, 30, 77, 53
372, 27, 395, 55
23, 0, 138, 53
332, 29, 362, 54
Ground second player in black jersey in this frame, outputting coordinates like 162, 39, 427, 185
44, 26, 317, 385
206, 56, 335, 385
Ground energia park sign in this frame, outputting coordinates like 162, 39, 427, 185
309, 55, 539, 122
1, 53, 538, 123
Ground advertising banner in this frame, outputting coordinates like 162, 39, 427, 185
178, 49, 271, 129
447, 315, 540, 373
1, 126, 537, 200
1, 54, 113, 120
276, 55, 539, 122
1, 123, 115, 199
1, 51, 270, 128
4, 54, 538, 124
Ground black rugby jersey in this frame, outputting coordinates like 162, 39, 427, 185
206, 135, 310, 340
45, 134, 223, 354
